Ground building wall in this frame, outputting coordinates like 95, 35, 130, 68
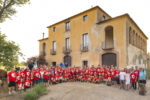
125, 17, 147, 68
95, 16, 127, 67
39, 7, 148, 68
46, 8, 127, 67
47, 8, 98, 66
39, 38, 49, 57
147, 53, 150, 68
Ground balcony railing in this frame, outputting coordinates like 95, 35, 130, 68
81, 44, 89, 52
101, 40, 115, 50
50, 49, 56, 55
63, 47, 72, 54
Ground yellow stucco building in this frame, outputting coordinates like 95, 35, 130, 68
39, 6, 148, 68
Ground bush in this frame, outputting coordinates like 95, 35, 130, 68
146, 67, 150, 79
24, 83, 47, 100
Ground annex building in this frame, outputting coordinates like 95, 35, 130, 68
39, 6, 148, 68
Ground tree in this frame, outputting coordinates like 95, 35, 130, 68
0, 0, 30, 23
26, 55, 48, 67
0, 32, 23, 70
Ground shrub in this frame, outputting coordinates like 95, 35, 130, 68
24, 83, 46, 100
33, 83, 46, 96
24, 91, 38, 100
146, 67, 150, 79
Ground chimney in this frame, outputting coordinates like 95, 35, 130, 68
42, 32, 45, 39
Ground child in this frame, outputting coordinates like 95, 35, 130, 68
24, 77, 31, 91
107, 72, 111, 86
93, 74, 99, 84
130, 71, 137, 90
43, 68, 49, 86
125, 69, 130, 90
119, 68, 126, 89
33, 69, 41, 85
16, 71, 23, 92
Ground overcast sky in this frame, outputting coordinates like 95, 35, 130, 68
0, 0, 150, 62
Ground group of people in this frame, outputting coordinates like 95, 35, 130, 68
7, 65, 147, 95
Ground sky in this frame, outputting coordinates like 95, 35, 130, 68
0, 0, 150, 62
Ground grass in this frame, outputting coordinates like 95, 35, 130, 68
24, 83, 47, 100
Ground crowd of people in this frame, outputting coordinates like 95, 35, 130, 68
7, 65, 147, 95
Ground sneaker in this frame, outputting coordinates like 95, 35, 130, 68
8, 91, 12, 95
12, 90, 16, 94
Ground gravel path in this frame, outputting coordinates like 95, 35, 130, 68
39, 81, 150, 100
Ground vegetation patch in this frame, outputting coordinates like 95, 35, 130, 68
24, 83, 47, 100
146, 67, 150, 79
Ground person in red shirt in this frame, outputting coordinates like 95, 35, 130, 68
33, 69, 41, 85
111, 68, 116, 85
7, 68, 17, 95
107, 72, 111, 86
130, 72, 137, 90
16, 71, 23, 91
24, 77, 31, 91
20, 68, 25, 80
24, 68, 31, 80
93, 75, 99, 83
134, 66, 139, 88
43, 68, 49, 86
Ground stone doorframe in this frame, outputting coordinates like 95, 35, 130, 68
99, 50, 119, 68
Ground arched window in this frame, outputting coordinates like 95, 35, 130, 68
138, 35, 140, 48
42, 43, 46, 56
140, 38, 142, 49
133, 30, 135, 46
129, 27, 132, 44
135, 33, 138, 47
105, 26, 114, 49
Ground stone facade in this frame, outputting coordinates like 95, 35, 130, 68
39, 6, 148, 68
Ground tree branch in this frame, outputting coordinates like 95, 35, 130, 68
0, 0, 14, 20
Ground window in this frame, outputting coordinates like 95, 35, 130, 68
52, 41, 56, 51
65, 38, 70, 49
83, 15, 88, 21
52, 62, 56, 66
42, 43, 46, 56
65, 21, 70, 31
102, 15, 105, 21
83, 61, 88, 67
82, 33, 89, 47
53, 27, 56, 32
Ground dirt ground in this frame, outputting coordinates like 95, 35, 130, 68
0, 81, 150, 100
39, 81, 150, 100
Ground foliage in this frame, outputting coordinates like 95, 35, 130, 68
26, 55, 48, 66
0, 0, 30, 23
0, 32, 23, 70
24, 83, 47, 100
146, 67, 150, 79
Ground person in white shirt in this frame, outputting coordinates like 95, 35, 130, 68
119, 68, 126, 89
125, 69, 130, 90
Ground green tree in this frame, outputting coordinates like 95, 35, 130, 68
0, 32, 23, 70
0, 0, 30, 22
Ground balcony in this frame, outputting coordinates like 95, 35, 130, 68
50, 49, 56, 55
81, 44, 89, 52
101, 40, 114, 50
63, 47, 72, 54
40, 51, 46, 56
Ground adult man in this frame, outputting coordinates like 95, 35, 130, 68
7, 68, 17, 95
139, 67, 146, 85
119, 68, 126, 89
